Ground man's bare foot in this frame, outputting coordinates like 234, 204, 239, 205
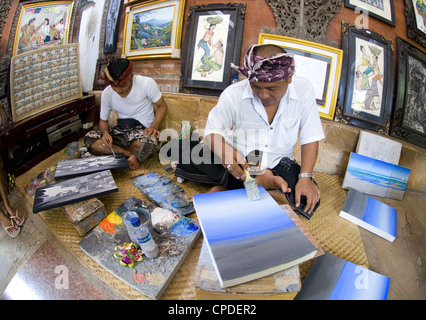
207, 185, 227, 193
255, 169, 291, 193
127, 154, 141, 170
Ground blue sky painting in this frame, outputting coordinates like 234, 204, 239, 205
295, 252, 390, 300
193, 187, 317, 287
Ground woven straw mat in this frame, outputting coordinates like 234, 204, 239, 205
16, 148, 368, 300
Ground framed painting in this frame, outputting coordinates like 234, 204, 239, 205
122, 0, 185, 59
180, 3, 246, 96
390, 37, 425, 148
259, 33, 343, 120
344, 0, 395, 26
405, 0, 426, 47
336, 22, 394, 134
104, 0, 124, 53
12, 1, 74, 56
10, 44, 82, 123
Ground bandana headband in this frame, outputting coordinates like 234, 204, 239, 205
231, 44, 295, 82
102, 60, 134, 86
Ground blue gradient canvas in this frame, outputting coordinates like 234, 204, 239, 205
342, 152, 410, 200
193, 187, 317, 287
295, 252, 390, 300
340, 188, 396, 242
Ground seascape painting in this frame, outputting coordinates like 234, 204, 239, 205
193, 187, 317, 287
33, 170, 118, 213
54, 154, 129, 180
342, 152, 411, 200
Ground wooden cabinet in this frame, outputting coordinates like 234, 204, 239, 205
0, 95, 98, 177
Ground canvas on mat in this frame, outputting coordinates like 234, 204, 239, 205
340, 188, 397, 242
193, 187, 318, 288
33, 170, 118, 213
295, 251, 390, 300
54, 154, 129, 180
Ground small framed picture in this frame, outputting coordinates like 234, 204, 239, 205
337, 22, 394, 134
404, 0, 426, 47
180, 3, 246, 96
390, 37, 425, 148
344, 0, 395, 27
12, 1, 74, 56
259, 33, 343, 120
122, 0, 185, 59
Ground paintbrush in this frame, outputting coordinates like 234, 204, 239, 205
243, 169, 260, 201
110, 146, 116, 157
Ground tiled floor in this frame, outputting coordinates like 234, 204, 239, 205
0, 185, 425, 300
1, 241, 112, 300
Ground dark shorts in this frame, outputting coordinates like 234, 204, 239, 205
172, 140, 320, 218
84, 122, 161, 164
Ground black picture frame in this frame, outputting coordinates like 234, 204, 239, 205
404, 0, 426, 48
390, 37, 425, 148
104, 0, 123, 53
336, 22, 394, 135
344, 0, 395, 27
180, 3, 246, 96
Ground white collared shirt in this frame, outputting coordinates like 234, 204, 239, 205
204, 77, 325, 170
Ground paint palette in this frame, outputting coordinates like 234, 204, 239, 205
78, 197, 200, 299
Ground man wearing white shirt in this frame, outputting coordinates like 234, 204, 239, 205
85, 58, 168, 169
175, 44, 324, 215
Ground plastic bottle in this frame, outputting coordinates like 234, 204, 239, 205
231, 75, 239, 84
131, 217, 159, 258
123, 211, 139, 244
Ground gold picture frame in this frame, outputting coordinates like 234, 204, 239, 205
12, 1, 74, 56
122, 0, 185, 60
258, 33, 343, 120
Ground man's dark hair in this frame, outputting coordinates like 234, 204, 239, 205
107, 58, 130, 79
254, 44, 287, 57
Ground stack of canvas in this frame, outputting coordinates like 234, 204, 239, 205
193, 187, 319, 288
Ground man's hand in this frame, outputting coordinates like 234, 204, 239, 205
101, 131, 113, 148
144, 127, 160, 138
295, 178, 320, 213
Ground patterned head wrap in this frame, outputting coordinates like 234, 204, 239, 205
231, 44, 295, 82
102, 60, 134, 86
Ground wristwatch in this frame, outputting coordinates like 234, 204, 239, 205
298, 172, 315, 179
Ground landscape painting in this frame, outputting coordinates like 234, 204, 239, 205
54, 154, 129, 180
342, 152, 411, 200
123, 0, 185, 59
193, 187, 317, 288
33, 170, 118, 213
130, 5, 174, 51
